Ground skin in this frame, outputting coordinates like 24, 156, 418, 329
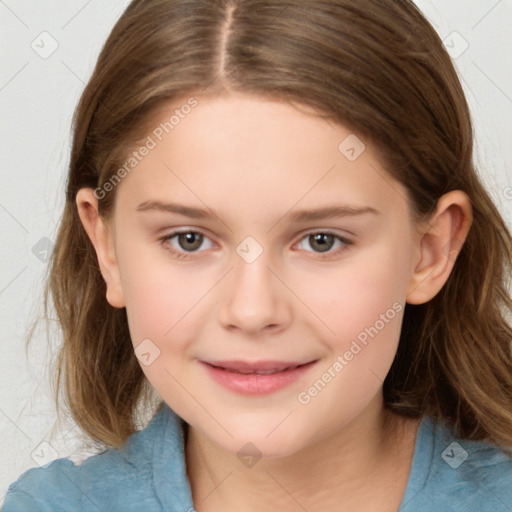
77, 92, 472, 511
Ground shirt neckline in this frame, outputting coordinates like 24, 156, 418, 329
152, 404, 436, 511
398, 415, 437, 509
152, 404, 195, 511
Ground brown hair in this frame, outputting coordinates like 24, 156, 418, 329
33, 0, 512, 451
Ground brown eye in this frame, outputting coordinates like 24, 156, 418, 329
176, 232, 204, 251
308, 233, 335, 253
160, 230, 214, 258
296, 231, 353, 258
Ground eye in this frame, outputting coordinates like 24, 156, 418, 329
160, 229, 214, 259
159, 229, 353, 261
295, 231, 352, 257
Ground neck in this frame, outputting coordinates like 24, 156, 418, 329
185, 394, 421, 512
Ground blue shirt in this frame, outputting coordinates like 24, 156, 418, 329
3, 403, 512, 511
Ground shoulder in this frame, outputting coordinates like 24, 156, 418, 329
2, 404, 171, 511
441, 435, 512, 509
402, 415, 512, 512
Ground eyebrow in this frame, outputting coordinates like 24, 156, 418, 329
136, 200, 379, 222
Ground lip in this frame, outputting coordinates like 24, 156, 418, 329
200, 359, 318, 395
202, 360, 313, 372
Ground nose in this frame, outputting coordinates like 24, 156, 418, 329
218, 248, 292, 336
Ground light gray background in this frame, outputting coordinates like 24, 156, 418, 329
1, 0, 511, 503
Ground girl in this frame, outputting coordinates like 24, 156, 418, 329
4, 0, 512, 510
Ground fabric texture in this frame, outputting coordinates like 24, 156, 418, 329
3, 403, 512, 511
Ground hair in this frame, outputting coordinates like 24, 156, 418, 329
32, 0, 512, 452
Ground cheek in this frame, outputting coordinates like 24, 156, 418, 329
292, 253, 407, 431
114, 238, 199, 347
303, 244, 408, 344
296, 238, 410, 394
116, 249, 212, 411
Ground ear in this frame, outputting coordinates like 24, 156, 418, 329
406, 190, 472, 305
76, 188, 126, 308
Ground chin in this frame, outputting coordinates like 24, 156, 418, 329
225, 437, 302, 463
221, 422, 310, 461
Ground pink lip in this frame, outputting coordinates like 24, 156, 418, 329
203, 360, 312, 372
200, 360, 318, 395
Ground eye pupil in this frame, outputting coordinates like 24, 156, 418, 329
169, 231, 344, 256
178, 232, 203, 251
310, 233, 334, 253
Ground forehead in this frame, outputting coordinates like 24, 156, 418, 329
113, 93, 411, 224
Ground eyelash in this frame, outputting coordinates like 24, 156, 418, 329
159, 229, 353, 261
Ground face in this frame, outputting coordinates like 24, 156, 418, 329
105, 93, 420, 457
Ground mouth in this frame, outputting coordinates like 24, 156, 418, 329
202, 360, 317, 374
199, 359, 319, 395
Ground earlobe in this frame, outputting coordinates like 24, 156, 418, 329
406, 190, 472, 305
75, 188, 126, 308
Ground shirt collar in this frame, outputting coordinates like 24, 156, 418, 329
151, 403, 195, 511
